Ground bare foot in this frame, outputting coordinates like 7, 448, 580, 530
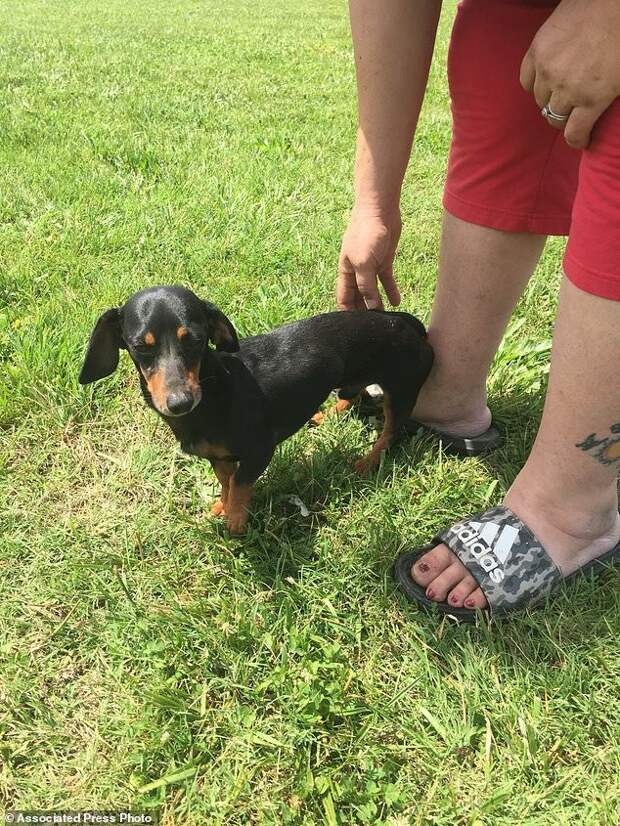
412, 372, 492, 438
411, 482, 620, 609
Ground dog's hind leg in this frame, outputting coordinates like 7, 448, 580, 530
354, 391, 399, 474
353, 359, 431, 475
310, 395, 359, 426
310, 383, 364, 426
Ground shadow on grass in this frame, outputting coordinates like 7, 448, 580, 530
204, 429, 440, 588
204, 382, 540, 589
345, 380, 549, 491
481, 383, 547, 488
190, 377, 546, 569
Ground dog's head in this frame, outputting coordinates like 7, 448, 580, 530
79, 286, 239, 417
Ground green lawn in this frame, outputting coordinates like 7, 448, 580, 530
1, 1, 620, 823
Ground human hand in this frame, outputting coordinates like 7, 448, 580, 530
337, 207, 402, 310
520, 0, 620, 149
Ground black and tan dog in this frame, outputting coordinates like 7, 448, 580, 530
79, 286, 433, 533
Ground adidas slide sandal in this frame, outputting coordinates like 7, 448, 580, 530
393, 505, 620, 621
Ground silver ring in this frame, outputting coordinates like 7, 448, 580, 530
541, 104, 569, 123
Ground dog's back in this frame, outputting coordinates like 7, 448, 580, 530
234, 309, 433, 443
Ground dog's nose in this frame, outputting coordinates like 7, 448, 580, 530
166, 391, 195, 416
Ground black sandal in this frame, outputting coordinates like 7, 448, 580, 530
352, 388, 502, 457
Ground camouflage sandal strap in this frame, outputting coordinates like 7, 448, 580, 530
438, 505, 563, 611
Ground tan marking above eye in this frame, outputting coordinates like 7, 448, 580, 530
177, 326, 188, 340
144, 331, 156, 345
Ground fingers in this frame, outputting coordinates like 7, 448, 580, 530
537, 89, 608, 149
336, 261, 359, 311
337, 252, 387, 311
519, 50, 536, 93
337, 258, 384, 310
542, 90, 572, 131
522, 31, 613, 150
563, 101, 609, 149
340, 268, 400, 311
524, 59, 608, 149
355, 265, 384, 310
336, 213, 402, 310
532, 72, 552, 110
378, 264, 401, 307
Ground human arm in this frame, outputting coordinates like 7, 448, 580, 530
337, 0, 442, 310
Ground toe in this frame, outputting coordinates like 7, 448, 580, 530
410, 543, 457, 587
424, 561, 469, 602
446, 575, 483, 608
464, 587, 487, 610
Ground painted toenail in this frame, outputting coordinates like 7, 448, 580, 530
418, 562, 429, 573
450, 595, 459, 605
465, 598, 475, 608
426, 589, 435, 599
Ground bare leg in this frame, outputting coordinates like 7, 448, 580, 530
413, 212, 547, 435
414, 277, 620, 609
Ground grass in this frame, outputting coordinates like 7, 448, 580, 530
1, 1, 620, 823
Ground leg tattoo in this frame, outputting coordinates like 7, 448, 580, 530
576, 423, 620, 466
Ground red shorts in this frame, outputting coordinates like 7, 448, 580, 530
444, 0, 620, 300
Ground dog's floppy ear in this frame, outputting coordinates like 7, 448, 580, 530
79, 308, 123, 384
202, 301, 239, 352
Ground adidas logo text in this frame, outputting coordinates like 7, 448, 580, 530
454, 524, 508, 584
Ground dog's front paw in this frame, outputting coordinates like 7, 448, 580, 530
353, 457, 369, 475
309, 411, 325, 426
353, 455, 377, 476
226, 513, 248, 535
211, 499, 226, 517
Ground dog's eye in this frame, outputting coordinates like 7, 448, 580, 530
183, 337, 204, 352
134, 345, 155, 359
